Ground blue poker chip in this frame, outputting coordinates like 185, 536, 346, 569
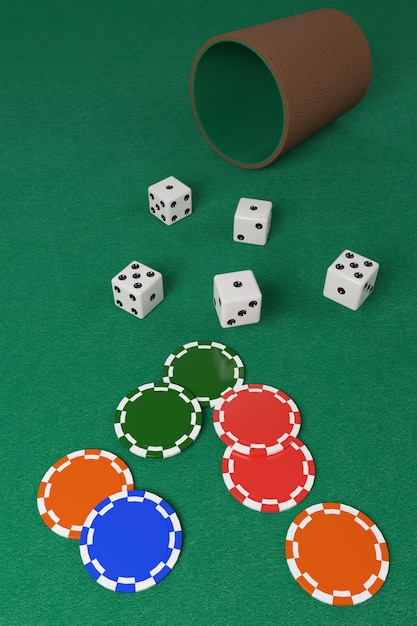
79, 490, 182, 592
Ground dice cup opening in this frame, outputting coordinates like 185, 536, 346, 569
190, 9, 372, 169
191, 41, 285, 168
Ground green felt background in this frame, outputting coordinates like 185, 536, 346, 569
1, 0, 416, 624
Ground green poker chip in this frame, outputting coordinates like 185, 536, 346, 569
162, 341, 245, 407
114, 381, 202, 458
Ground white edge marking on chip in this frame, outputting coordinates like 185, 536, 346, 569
171, 514, 181, 532
304, 474, 315, 490
308, 503, 324, 514
352, 590, 372, 604
110, 491, 125, 502
57, 459, 71, 472
340, 503, 359, 515
355, 516, 371, 531
99, 575, 117, 591
116, 396, 129, 411
136, 578, 156, 591
145, 491, 162, 504
262, 498, 279, 506
68, 450, 84, 460
127, 494, 143, 503
42, 466, 56, 482
286, 522, 297, 541
286, 557, 301, 579
54, 523, 69, 537
84, 452, 100, 460
79, 544, 90, 564
37, 499, 47, 514
245, 498, 262, 512
164, 446, 180, 458
303, 571, 318, 588
288, 399, 299, 412
223, 473, 234, 490
299, 515, 312, 529
114, 423, 125, 439
92, 558, 105, 575
372, 524, 385, 544
130, 445, 148, 458
84, 510, 97, 527
101, 450, 115, 460
150, 561, 165, 576
110, 460, 122, 473
364, 574, 378, 589
99, 503, 114, 517
166, 547, 181, 568
258, 384, 275, 393
44, 482, 52, 498
333, 588, 351, 597
279, 499, 297, 512
49, 509, 60, 524
236, 484, 250, 498
118, 576, 136, 584
186, 340, 199, 349
380, 560, 389, 578
125, 432, 137, 446
189, 424, 201, 439
292, 541, 299, 559
155, 504, 169, 519
312, 588, 333, 604
234, 354, 244, 367
290, 485, 303, 499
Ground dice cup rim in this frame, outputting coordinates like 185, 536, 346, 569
190, 8, 372, 169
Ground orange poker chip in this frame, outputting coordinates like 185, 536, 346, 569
285, 502, 389, 605
37, 449, 135, 539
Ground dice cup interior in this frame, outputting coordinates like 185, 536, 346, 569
190, 9, 372, 169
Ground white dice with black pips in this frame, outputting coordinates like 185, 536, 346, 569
111, 260, 164, 318
233, 197, 272, 245
213, 270, 262, 328
148, 176, 192, 225
323, 250, 379, 310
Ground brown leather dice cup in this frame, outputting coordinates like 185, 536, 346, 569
190, 9, 372, 169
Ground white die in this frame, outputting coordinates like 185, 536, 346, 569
233, 198, 272, 245
111, 260, 164, 318
148, 176, 192, 225
213, 270, 262, 328
323, 250, 379, 310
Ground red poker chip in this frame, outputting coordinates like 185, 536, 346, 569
222, 437, 315, 512
213, 384, 301, 456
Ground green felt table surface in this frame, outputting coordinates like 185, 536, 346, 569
1, 0, 416, 624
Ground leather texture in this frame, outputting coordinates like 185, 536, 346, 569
190, 9, 372, 169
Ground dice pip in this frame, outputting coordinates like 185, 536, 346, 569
323, 250, 379, 310
213, 270, 262, 328
148, 176, 192, 225
233, 197, 272, 245
111, 260, 164, 318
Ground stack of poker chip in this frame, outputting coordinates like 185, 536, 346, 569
38, 341, 246, 593
37, 340, 390, 604
213, 384, 316, 512
37, 449, 182, 592
114, 341, 245, 458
